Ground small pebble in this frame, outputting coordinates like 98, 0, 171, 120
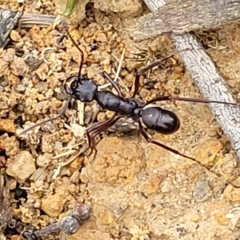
215, 213, 229, 226
193, 177, 212, 202
190, 213, 200, 222
125, 73, 135, 83
224, 185, 240, 203
194, 139, 223, 167
41, 192, 67, 217
0, 119, 16, 133
6, 151, 36, 182
95, 32, 108, 42
10, 30, 21, 41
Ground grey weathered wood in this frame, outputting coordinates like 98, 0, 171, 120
136, 0, 240, 162
130, 0, 240, 42
0, 8, 22, 48
0, 7, 55, 48
0, 172, 12, 231
19, 13, 55, 29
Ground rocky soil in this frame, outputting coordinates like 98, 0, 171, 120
1, 0, 240, 239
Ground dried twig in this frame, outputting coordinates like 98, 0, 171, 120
98, 48, 125, 91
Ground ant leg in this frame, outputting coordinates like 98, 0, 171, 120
86, 113, 116, 155
61, 19, 84, 82
87, 113, 116, 135
102, 71, 123, 97
132, 54, 174, 98
85, 115, 123, 156
85, 131, 96, 157
138, 121, 196, 161
138, 121, 234, 174
132, 48, 192, 98
90, 115, 123, 138
138, 121, 237, 184
87, 115, 123, 157
19, 97, 72, 135
146, 96, 238, 106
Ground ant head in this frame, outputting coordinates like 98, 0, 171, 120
64, 76, 78, 95
64, 75, 97, 102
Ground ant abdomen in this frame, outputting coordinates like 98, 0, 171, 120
141, 107, 180, 134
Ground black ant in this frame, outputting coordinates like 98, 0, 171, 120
20, 22, 239, 165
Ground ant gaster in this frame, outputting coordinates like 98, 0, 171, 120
20, 22, 239, 163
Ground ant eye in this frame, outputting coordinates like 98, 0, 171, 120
71, 80, 78, 90
64, 77, 77, 95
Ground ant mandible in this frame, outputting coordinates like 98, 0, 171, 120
20, 21, 239, 165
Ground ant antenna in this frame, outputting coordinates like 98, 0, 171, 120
61, 21, 84, 82
20, 21, 85, 135
20, 97, 72, 135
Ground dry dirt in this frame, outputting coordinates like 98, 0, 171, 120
1, 0, 240, 240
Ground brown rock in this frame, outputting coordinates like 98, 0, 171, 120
224, 185, 240, 203
215, 213, 229, 226
6, 151, 36, 183
139, 174, 165, 195
0, 119, 16, 133
41, 192, 67, 217
95, 33, 108, 43
86, 137, 145, 184
94, 0, 142, 17
190, 213, 200, 222
65, 221, 111, 240
10, 235, 21, 240
10, 29, 21, 41
0, 134, 19, 156
194, 139, 223, 167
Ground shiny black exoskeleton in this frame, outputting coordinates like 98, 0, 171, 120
65, 75, 180, 136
